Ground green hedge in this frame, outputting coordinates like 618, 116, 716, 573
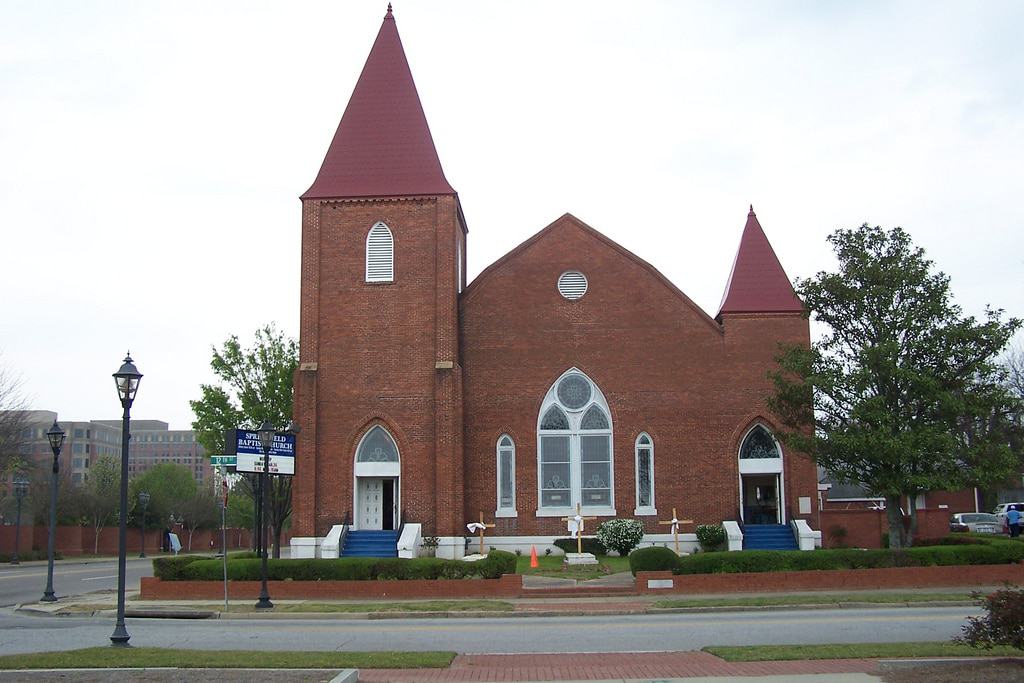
674, 542, 1024, 575
628, 546, 679, 575
157, 550, 518, 582
553, 537, 607, 555
0, 550, 59, 563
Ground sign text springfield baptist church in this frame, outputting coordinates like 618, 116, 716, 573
234, 429, 296, 475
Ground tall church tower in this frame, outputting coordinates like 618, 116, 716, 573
291, 6, 467, 552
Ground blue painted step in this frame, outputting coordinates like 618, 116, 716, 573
342, 530, 399, 557
743, 524, 798, 551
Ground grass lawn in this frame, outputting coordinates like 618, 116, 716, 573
514, 553, 631, 579
704, 642, 1020, 661
0, 648, 455, 670
655, 592, 977, 609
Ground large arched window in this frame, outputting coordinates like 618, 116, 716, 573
537, 369, 614, 516
496, 435, 516, 516
740, 426, 780, 459
634, 433, 655, 515
356, 425, 399, 462
365, 221, 394, 282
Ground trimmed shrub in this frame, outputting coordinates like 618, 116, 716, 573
553, 537, 607, 556
153, 554, 211, 580
696, 524, 726, 552
168, 551, 518, 582
596, 519, 645, 556
674, 542, 1024, 575
628, 546, 679, 575
957, 586, 1024, 651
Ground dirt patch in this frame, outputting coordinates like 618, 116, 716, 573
881, 658, 1024, 683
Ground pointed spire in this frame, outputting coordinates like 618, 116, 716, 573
717, 207, 804, 317
302, 8, 455, 200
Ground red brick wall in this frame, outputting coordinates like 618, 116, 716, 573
822, 507, 969, 549
292, 195, 464, 537
637, 564, 1024, 594
140, 573, 523, 599
459, 214, 816, 537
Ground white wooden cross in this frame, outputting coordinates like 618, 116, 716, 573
560, 503, 597, 554
658, 507, 693, 554
466, 512, 495, 556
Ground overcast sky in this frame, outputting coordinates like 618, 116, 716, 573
1, 1, 1021, 429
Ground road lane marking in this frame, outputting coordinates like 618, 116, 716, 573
81, 575, 118, 581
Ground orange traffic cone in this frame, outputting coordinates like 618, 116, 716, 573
530, 545, 539, 568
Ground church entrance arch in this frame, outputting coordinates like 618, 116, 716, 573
353, 425, 401, 531
737, 425, 785, 525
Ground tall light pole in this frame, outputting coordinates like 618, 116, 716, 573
11, 475, 29, 565
138, 492, 150, 558
41, 421, 65, 601
111, 353, 142, 646
255, 420, 275, 610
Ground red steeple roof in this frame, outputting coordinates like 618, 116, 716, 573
301, 5, 455, 200
717, 206, 804, 316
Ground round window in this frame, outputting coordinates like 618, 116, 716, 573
557, 374, 592, 410
558, 271, 588, 300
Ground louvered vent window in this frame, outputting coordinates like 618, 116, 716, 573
366, 222, 394, 282
557, 271, 588, 300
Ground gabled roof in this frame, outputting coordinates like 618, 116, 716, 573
717, 206, 804, 317
462, 213, 723, 334
301, 5, 455, 200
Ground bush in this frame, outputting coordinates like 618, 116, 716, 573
696, 524, 726, 552
596, 519, 645, 556
628, 546, 679, 575
674, 541, 1024, 575
553, 537, 606, 556
956, 586, 1024, 650
166, 551, 518, 582
0, 550, 58, 563
152, 554, 211, 580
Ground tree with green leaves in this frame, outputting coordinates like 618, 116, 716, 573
770, 224, 1022, 549
128, 462, 197, 525
80, 455, 120, 554
189, 324, 298, 558
178, 487, 219, 551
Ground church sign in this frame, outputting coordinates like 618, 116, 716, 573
233, 429, 296, 476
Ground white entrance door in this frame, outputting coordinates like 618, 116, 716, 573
356, 477, 397, 530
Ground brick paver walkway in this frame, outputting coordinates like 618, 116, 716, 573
359, 651, 879, 681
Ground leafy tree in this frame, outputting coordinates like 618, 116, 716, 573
128, 463, 197, 525
189, 324, 298, 558
80, 455, 120, 554
0, 365, 29, 475
178, 488, 219, 551
770, 224, 1022, 549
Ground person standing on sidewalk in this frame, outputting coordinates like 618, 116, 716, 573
1008, 505, 1021, 538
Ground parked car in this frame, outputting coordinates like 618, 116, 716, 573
992, 503, 1024, 532
950, 512, 1002, 534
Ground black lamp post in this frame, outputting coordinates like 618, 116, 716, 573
111, 353, 142, 646
255, 420, 275, 610
11, 475, 29, 565
138, 492, 150, 558
41, 421, 65, 601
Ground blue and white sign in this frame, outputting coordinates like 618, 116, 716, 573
234, 429, 296, 476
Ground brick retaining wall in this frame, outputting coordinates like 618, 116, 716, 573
636, 563, 1024, 594
140, 573, 524, 600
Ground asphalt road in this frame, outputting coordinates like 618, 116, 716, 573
0, 557, 153, 607
0, 606, 980, 655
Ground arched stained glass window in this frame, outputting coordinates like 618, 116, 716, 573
580, 405, 609, 430
540, 406, 569, 430
356, 426, 399, 462
537, 370, 614, 513
635, 433, 654, 512
740, 426, 780, 459
496, 435, 516, 514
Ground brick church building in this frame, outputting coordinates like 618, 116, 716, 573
290, 7, 820, 559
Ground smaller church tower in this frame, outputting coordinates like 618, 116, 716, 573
291, 6, 468, 552
717, 207, 816, 531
